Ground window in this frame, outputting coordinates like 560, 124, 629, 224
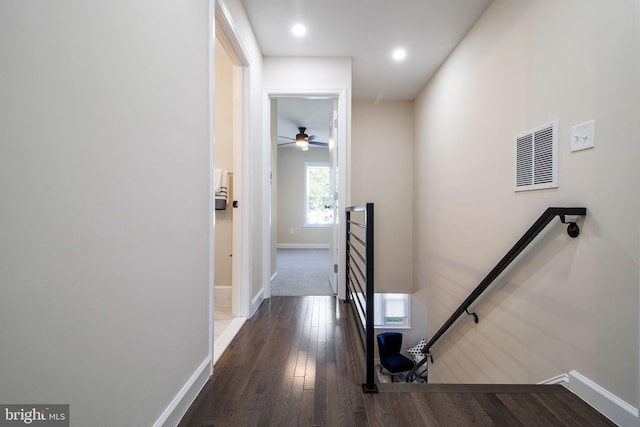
349, 292, 411, 329
374, 293, 410, 328
305, 163, 331, 226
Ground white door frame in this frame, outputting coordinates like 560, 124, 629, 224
209, 0, 251, 371
328, 100, 339, 295
262, 89, 349, 300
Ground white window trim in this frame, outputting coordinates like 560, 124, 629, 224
373, 293, 411, 329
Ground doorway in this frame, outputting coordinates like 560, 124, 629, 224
212, 38, 239, 356
271, 97, 334, 296
264, 92, 348, 300
211, 0, 251, 366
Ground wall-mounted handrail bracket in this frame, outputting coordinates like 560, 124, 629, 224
465, 308, 479, 324
421, 350, 434, 364
559, 214, 580, 238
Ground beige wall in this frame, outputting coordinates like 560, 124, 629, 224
277, 148, 330, 245
214, 41, 234, 288
414, 0, 639, 405
352, 100, 414, 294
0, 1, 211, 425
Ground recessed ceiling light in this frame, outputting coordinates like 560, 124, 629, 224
392, 48, 407, 61
291, 24, 307, 37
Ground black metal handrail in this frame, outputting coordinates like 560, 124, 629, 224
407, 207, 587, 382
345, 203, 377, 393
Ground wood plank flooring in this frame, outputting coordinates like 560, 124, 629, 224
179, 296, 615, 427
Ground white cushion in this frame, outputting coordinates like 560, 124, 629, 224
406, 338, 427, 362
406, 339, 428, 379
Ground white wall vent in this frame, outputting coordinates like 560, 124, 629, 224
514, 120, 558, 192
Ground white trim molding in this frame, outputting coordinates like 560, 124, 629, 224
153, 356, 211, 427
568, 370, 638, 427
540, 370, 638, 427
251, 288, 264, 317
276, 243, 330, 249
213, 317, 247, 366
215, 0, 251, 321
262, 87, 350, 303
538, 373, 570, 387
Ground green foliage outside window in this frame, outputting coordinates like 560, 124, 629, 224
306, 164, 331, 225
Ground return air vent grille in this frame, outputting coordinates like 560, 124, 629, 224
514, 121, 558, 192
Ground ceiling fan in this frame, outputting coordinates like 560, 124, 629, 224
278, 127, 329, 150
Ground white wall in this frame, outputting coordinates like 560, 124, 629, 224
352, 100, 414, 294
263, 57, 352, 97
277, 148, 330, 246
0, 1, 211, 426
414, 0, 639, 406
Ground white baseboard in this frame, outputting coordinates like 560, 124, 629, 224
276, 243, 329, 249
568, 370, 638, 427
213, 317, 246, 366
540, 370, 638, 427
251, 288, 264, 317
153, 356, 211, 427
538, 373, 570, 387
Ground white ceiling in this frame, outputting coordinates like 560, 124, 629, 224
241, 0, 492, 101
276, 98, 334, 148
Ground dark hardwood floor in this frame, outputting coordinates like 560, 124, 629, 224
179, 296, 615, 427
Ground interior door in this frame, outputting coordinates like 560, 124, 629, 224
328, 100, 339, 294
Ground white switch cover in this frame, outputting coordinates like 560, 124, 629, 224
570, 120, 595, 152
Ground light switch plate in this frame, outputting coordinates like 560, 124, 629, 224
570, 120, 595, 152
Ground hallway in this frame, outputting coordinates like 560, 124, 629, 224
180, 296, 614, 426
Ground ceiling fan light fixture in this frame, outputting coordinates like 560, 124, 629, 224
295, 127, 309, 147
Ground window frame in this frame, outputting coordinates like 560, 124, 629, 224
373, 293, 411, 329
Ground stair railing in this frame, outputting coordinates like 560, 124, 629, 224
345, 203, 378, 393
407, 207, 587, 382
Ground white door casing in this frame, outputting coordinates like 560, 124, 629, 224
328, 100, 339, 295
211, 1, 251, 374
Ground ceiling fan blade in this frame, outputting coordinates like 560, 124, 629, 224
278, 141, 296, 146
278, 135, 295, 141
309, 141, 329, 147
